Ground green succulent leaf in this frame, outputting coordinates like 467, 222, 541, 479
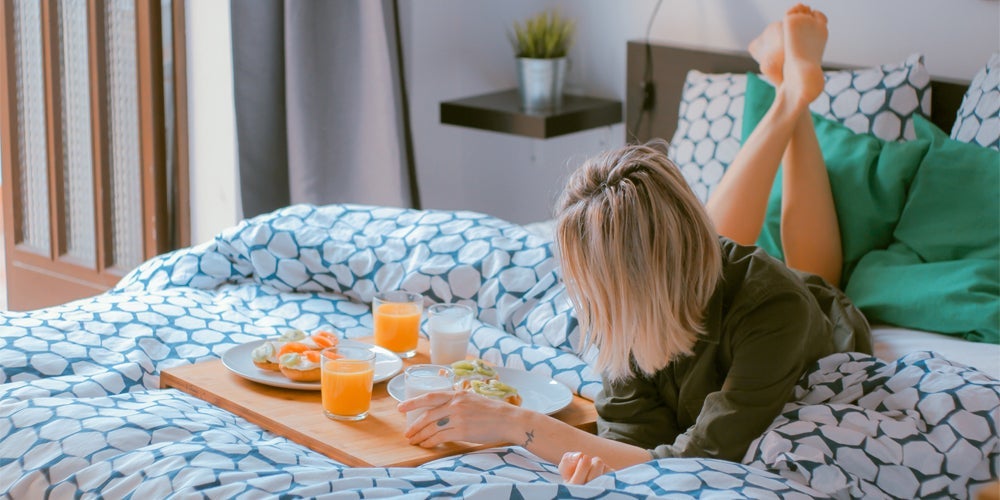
510, 10, 574, 59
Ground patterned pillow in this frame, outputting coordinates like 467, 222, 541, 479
950, 53, 1000, 150
667, 72, 745, 204
668, 54, 931, 203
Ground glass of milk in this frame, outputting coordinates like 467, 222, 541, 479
426, 303, 474, 365
403, 364, 455, 425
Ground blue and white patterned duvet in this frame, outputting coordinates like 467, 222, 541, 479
1, 204, 997, 498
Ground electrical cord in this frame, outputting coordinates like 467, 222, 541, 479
631, 0, 664, 142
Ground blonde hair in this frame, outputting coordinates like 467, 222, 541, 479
555, 140, 722, 382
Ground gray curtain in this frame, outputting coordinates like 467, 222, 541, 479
231, 0, 418, 218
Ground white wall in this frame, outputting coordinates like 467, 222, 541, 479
638, 0, 999, 81
399, 0, 640, 225
186, 0, 240, 245
187, 0, 999, 231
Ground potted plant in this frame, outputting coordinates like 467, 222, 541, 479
510, 10, 575, 112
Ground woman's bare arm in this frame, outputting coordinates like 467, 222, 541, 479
399, 390, 653, 470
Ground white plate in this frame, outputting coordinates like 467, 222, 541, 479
222, 340, 403, 391
386, 366, 573, 415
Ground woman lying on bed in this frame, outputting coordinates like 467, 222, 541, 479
398, 4, 872, 484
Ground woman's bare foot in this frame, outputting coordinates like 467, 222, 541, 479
781, 4, 827, 107
749, 20, 785, 85
748, 21, 785, 86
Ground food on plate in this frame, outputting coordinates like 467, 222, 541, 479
450, 358, 498, 389
251, 330, 310, 371
278, 330, 308, 342
310, 330, 339, 349
279, 341, 313, 356
251, 330, 340, 381
451, 358, 521, 406
468, 379, 522, 406
251, 341, 282, 371
279, 350, 322, 382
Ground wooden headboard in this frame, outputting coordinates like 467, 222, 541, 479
625, 41, 971, 143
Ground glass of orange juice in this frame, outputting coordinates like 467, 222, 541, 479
373, 291, 423, 358
321, 342, 376, 421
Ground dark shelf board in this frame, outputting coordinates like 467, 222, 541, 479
440, 89, 622, 139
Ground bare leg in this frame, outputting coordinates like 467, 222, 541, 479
707, 5, 841, 285
778, 6, 841, 286
707, 12, 802, 245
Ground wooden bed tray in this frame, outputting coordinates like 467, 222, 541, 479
161, 338, 598, 468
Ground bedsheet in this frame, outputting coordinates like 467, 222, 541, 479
1, 204, 997, 498
872, 325, 1000, 380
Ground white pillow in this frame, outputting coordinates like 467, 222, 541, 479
951, 53, 1000, 151
668, 54, 932, 203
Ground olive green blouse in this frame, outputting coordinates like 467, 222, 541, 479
595, 237, 872, 462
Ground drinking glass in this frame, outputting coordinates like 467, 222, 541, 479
426, 303, 474, 365
373, 291, 423, 358
403, 364, 455, 425
321, 342, 376, 421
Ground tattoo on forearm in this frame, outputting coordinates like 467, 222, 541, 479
523, 429, 535, 448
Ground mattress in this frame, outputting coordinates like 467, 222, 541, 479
873, 324, 1000, 380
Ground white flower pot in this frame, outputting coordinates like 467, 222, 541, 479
516, 57, 567, 113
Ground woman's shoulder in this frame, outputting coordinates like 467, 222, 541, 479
717, 236, 807, 295
714, 237, 830, 329
717, 236, 846, 304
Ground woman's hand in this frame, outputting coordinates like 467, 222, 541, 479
559, 451, 612, 484
402, 391, 644, 478
398, 390, 526, 447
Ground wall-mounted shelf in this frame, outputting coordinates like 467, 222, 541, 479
440, 89, 622, 139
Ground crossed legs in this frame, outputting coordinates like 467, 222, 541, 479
706, 4, 843, 286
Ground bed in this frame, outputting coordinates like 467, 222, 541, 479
2, 43, 998, 499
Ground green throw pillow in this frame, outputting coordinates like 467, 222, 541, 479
895, 116, 1000, 262
741, 73, 930, 287
846, 116, 1000, 343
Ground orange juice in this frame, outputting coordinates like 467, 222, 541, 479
321, 358, 375, 419
374, 302, 421, 355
